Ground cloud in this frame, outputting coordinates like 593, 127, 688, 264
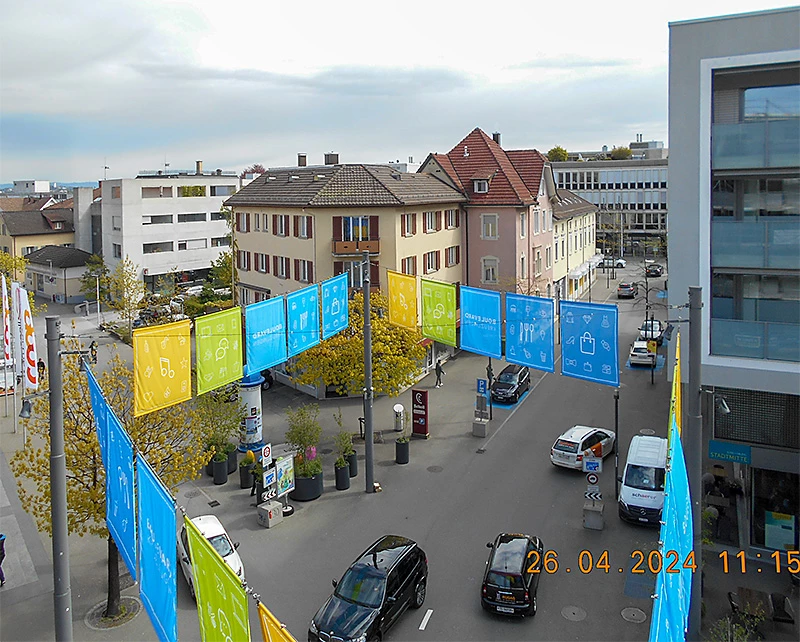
509, 57, 631, 71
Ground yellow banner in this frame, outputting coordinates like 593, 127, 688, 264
387, 270, 418, 330
133, 320, 192, 416
670, 333, 682, 435
258, 602, 297, 642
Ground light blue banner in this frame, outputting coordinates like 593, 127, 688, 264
321, 274, 349, 340
245, 298, 287, 375
106, 411, 137, 581
287, 284, 321, 358
137, 455, 177, 642
86, 367, 109, 470
505, 293, 555, 372
459, 286, 502, 359
560, 301, 619, 387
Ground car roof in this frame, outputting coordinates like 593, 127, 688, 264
560, 425, 603, 442
632, 340, 650, 348
190, 515, 228, 539
499, 363, 526, 374
489, 533, 537, 573
618, 282, 634, 287
356, 535, 416, 573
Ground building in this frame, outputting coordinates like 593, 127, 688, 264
669, 7, 799, 553
0, 203, 75, 270
23, 245, 92, 304
100, 161, 240, 291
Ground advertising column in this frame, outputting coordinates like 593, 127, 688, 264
411, 389, 429, 438
239, 372, 264, 451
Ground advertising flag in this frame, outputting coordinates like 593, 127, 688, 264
505, 293, 555, 372
133, 320, 192, 416
321, 274, 349, 340
185, 516, 250, 642
421, 279, 456, 346
10, 281, 23, 379
2, 275, 10, 362
106, 411, 137, 580
560, 301, 619, 387
18, 286, 38, 390
86, 366, 110, 469
459, 286, 501, 358
671, 333, 682, 435
258, 602, 298, 642
196, 307, 243, 395
286, 284, 320, 358
245, 298, 287, 375
387, 271, 418, 330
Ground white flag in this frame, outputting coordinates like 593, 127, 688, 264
18, 287, 38, 390
10, 281, 23, 379
1, 275, 10, 363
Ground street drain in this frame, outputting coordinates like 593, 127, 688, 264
426, 466, 443, 473
208, 500, 220, 507
621, 607, 647, 623
561, 605, 587, 621
639, 428, 656, 436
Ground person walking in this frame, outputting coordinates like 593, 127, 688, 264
434, 359, 445, 388
0, 533, 6, 586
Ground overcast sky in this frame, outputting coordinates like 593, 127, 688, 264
0, 0, 790, 183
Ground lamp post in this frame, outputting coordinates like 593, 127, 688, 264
362, 250, 375, 494
95, 275, 101, 328
486, 358, 494, 421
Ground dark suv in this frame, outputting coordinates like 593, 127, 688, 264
481, 533, 544, 617
491, 364, 530, 404
309, 535, 427, 642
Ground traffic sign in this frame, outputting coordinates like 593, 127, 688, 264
262, 443, 273, 466
585, 491, 603, 501
586, 484, 600, 494
586, 472, 599, 485
582, 457, 602, 473
477, 378, 488, 395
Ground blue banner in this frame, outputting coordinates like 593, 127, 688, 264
505, 294, 555, 372
86, 367, 109, 470
459, 286, 501, 359
245, 298, 287, 375
106, 411, 137, 581
287, 284, 321, 358
560, 301, 619, 387
321, 274, 349, 340
137, 455, 177, 642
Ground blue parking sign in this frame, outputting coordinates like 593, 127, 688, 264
477, 378, 488, 395
560, 301, 619, 387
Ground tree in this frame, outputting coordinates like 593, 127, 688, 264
0, 250, 29, 281
209, 250, 235, 291
547, 146, 568, 162
610, 146, 632, 160
9, 342, 218, 618
108, 256, 145, 338
288, 291, 426, 397
239, 164, 266, 179
79, 254, 111, 302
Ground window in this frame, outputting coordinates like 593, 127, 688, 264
178, 185, 206, 197
555, 238, 559, 261
274, 256, 290, 278
744, 84, 800, 121
446, 209, 460, 229
113, 243, 122, 259
295, 259, 314, 283
211, 236, 230, 247
401, 256, 417, 275
254, 213, 261, 231
533, 208, 540, 233
545, 247, 552, 269
23, 246, 35, 255
423, 250, 440, 274
294, 215, 312, 239
536, 251, 542, 276
112, 216, 122, 230
53, 221, 63, 230
401, 213, 416, 236
111, 186, 120, 199
541, 209, 547, 231
256, 253, 269, 273
424, 211, 436, 233
520, 212, 526, 238
481, 257, 498, 284
178, 212, 206, 223
341, 216, 369, 241
481, 214, 498, 240
445, 246, 460, 267
273, 214, 289, 237
237, 250, 251, 271
142, 186, 170, 198
474, 179, 489, 193
520, 254, 526, 278
177, 238, 207, 250
210, 185, 235, 196
143, 214, 172, 225
211, 210, 228, 222
143, 241, 173, 254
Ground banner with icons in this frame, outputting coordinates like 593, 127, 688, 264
505, 293, 555, 373
133, 320, 192, 416
286, 284, 320, 358
195, 307, 243, 396
559, 301, 619, 387
387, 271, 418, 330
321, 273, 349, 340
420, 279, 456, 347
459, 286, 501, 359
106, 410, 137, 581
245, 298, 287, 375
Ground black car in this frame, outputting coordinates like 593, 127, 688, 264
491, 364, 530, 403
617, 282, 638, 299
261, 369, 274, 391
481, 533, 544, 617
309, 535, 427, 642
645, 263, 664, 278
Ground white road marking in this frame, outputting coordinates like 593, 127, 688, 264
419, 608, 433, 630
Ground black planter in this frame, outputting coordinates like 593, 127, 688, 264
239, 464, 254, 489
347, 452, 358, 478
396, 440, 409, 465
212, 458, 228, 485
205, 451, 214, 476
227, 449, 238, 474
335, 465, 350, 490
254, 481, 265, 504
290, 472, 323, 501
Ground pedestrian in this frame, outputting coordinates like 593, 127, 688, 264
0, 533, 6, 586
434, 359, 445, 388
37, 358, 46, 381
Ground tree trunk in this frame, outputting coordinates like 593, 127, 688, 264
104, 535, 121, 618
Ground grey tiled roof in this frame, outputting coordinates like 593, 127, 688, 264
552, 189, 597, 220
25, 245, 92, 268
1, 209, 75, 236
225, 164, 465, 208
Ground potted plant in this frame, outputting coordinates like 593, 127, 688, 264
204, 440, 219, 476
286, 404, 323, 502
225, 442, 238, 474
333, 430, 353, 491
396, 413, 411, 465
333, 410, 358, 478
239, 449, 256, 489
212, 449, 228, 485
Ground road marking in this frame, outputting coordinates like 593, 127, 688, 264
419, 608, 433, 630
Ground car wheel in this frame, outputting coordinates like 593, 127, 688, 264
261, 379, 271, 391
412, 578, 426, 608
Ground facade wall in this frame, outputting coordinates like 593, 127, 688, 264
25, 263, 86, 303
0, 229, 75, 260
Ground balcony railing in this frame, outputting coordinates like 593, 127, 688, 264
332, 240, 380, 255
712, 218, 800, 269
710, 318, 800, 362
712, 118, 800, 170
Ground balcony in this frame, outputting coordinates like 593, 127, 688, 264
712, 218, 799, 269
332, 240, 380, 255
712, 118, 800, 170
711, 318, 800, 362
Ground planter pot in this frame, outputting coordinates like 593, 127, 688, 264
396, 440, 410, 465
205, 453, 214, 476
239, 464, 254, 489
227, 449, 238, 474
347, 452, 358, 478
290, 473, 323, 502
335, 465, 350, 490
212, 459, 228, 485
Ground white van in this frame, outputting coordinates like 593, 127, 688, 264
618, 435, 667, 526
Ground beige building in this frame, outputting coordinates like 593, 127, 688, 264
0, 199, 74, 266
23, 245, 92, 304
551, 190, 600, 302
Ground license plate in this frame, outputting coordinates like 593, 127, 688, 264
497, 606, 514, 614
638, 517, 648, 523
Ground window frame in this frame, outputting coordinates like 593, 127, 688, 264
481, 214, 499, 240
481, 256, 499, 284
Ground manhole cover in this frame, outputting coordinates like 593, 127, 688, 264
561, 605, 587, 621
85, 596, 142, 630
184, 489, 201, 499
621, 607, 647, 623
426, 466, 443, 473
639, 428, 656, 435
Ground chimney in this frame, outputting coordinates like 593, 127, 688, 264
298, 153, 307, 167
215, 168, 222, 175
492, 132, 501, 146
196, 160, 203, 174
324, 152, 339, 165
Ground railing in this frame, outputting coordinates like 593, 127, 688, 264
710, 318, 800, 362
712, 218, 799, 269
712, 118, 800, 170
331, 240, 380, 255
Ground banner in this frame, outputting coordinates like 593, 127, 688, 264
420, 279, 456, 346
18, 286, 38, 390
670, 333, 682, 435
185, 516, 250, 642
245, 298, 287, 375
86, 367, 110, 470
321, 274, 349, 340
10, 281, 22, 379
286, 285, 320, 358
258, 602, 298, 642
387, 271, 418, 330
196, 307, 243, 396
106, 411, 137, 580
505, 293, 555, 372
2, 275, 10, 363
459, 286, 501, 358
133, 320, 192, 416
137, 455, 177, 642
560, 301, 619, 387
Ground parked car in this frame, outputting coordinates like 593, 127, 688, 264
639, 319, 665, 345
645, 263, 664, 278
601, 257, 627, 268
617, 282, 638, 298
490, 364, 530, 404
309, 535, 427, 642
550, 425, 616, 470
183, 285, 205, 297
178, 515, 244, 599
629, 340, 656, 366
481, 533, 543, 617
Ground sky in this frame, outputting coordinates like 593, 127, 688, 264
0, 0, 792, 183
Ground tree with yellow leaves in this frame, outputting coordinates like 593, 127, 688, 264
288, 291, 426, 397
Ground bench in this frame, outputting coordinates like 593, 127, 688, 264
770, 592, 795, 626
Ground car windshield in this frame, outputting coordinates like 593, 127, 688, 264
207, 533, 234, 558
486, 571, 524, 589
497, 373, 517, 384
335, 564, 386, 608
632, 347, 649, 354
624, 464, 665, 491
554, 439, 579, 453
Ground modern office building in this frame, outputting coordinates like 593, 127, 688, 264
669, 7, 799, 553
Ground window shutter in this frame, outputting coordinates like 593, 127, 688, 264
370, 261, 379, 287
293, 216, 299, 237
437, 250, 441, 270
236, 251, 241, 269
455, 210, 460, 228
246, 212, 251, 232
265, 254, 270, 273
294, 258, 300, 280
332, 216, 342, 241
369, 216, 379, 240
309, 261, 314, 283
413, 256, 417, 276
334, 261, 343, 275
307, 216, 313, 239
412, 213, 417, 235
436, 211, 442, 231
273, 255, 278, 275
235, 212, 241, 232
456, 246, 461, 264
272, 215, 278, 236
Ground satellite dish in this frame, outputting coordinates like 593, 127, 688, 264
393, 403, 404, 414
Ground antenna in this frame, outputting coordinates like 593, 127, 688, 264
103, 157, 109, 181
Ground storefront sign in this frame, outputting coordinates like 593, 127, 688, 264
411, 389, 429, 438
709, 439, 751, 465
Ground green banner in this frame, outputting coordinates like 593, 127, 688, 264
185, 516, 250, 642
196, 307, 243, 395
421, 279, 457, 347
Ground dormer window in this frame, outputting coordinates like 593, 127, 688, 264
474, 179, 489, 193
54, 222, 63, 230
